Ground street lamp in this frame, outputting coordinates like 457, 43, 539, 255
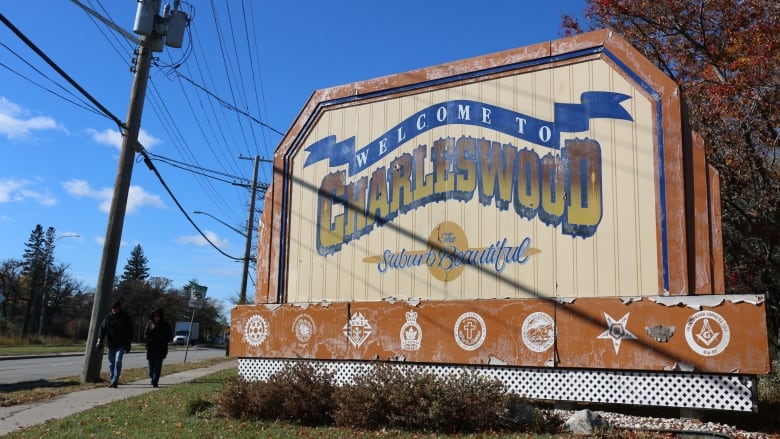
39, 233, 80, 335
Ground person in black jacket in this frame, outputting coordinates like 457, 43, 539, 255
144, 308, 173, 387
95, 301, 133, 388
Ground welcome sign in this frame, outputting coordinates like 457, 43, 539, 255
307, 93, 632, 254
232, 30, 769, 393
279, 45, 660, 302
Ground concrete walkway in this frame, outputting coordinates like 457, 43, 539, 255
0, 359, 237, 436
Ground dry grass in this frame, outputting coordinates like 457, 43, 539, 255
5, 368, 562, 439
0, 356, 232, 407
0, 335, 77, 346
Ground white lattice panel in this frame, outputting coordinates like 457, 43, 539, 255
238, 358, 757, 412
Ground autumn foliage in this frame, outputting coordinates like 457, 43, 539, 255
563, 0, 780, 353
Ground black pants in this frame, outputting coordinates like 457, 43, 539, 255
147, 356, 164, 387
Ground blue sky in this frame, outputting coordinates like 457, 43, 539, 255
0, 1, 585, 312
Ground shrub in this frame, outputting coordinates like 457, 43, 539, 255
334, 364, 513, 433
218, 361, 558, 434
215, 376, 259, 420
759, 360, 780, 404
216, 362, 335, 426
382, 368, 509, 433
332, 362, 403, 429
270, 362, 335, 426
384, 370, 447, 432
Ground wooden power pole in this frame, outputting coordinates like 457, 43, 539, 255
81, 29, 154, 383
80, 0, 188, 382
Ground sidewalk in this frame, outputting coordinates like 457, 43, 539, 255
0, 359, 237, 435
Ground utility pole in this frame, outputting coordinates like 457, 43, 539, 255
81, 0, 188, 383
81, 29, 153, 384
238, 155, 260, 305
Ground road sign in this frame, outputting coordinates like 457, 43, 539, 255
188, 284, 207, 308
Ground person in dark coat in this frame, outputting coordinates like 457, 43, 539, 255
144, 308, 173, 387
96, 300, 133, 388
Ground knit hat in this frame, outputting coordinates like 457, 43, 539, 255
112, 301, 122, 309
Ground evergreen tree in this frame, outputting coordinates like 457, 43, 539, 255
119, 244, 150, 285
117, 244, 151, 341
20, 225, 55, 336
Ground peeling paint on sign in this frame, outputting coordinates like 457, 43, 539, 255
645, 325, 675, 342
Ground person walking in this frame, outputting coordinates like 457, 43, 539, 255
95, 301, 133, 388
144, 308, 173, 387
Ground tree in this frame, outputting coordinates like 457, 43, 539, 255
562, 0, 780, 353
19, 225, 53, 336
0, 259, 24, 335
113, 249, 226, 344
6, 225, 86, 337
61, 289, 95, 340
228, 291, 255, 306
116, 244, 154, 341
119, 244, 150, 285
178, 279, 228, 342
43, 265, 89, 337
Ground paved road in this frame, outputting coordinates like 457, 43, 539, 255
0, 360, 238, 436
0, 346, 229, 384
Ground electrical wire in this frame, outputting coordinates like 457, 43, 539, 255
2, 5, 273, 257
208, 0, 252, 160
242, 0, 274, 184
136, 147, 246, 262
91, 2, 266, 228
175, 72, 285, 136
145, 151, 266, 188
82, 0, 135, 67
0, 13, 125, 130
72, 0, 253, 227
0, 58, 106, 119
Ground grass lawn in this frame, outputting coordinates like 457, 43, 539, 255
0, 356, 232, 407
0, 344, 86, 356
2, 368, 543, 439
2, 339, 777, 437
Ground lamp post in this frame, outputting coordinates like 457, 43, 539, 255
38, 233, 80, 335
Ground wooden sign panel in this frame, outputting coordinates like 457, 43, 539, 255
233, 30, 769, 375
230, 295, 769, 374
255, 30, 701, 303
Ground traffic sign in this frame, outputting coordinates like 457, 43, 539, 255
188, 284, 207, 308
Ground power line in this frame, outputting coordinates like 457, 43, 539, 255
146, 150, 271, 189
242, 0, 274, 184
74, 1, 253, 225
0, 13, 125, 130
0, 58, 105, 119
137, 148, 245, 262
175, 71, 285, 136
0, 41, 107, 118
4, 4, 272, 250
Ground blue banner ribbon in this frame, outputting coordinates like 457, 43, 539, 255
304, 91, 632, 176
